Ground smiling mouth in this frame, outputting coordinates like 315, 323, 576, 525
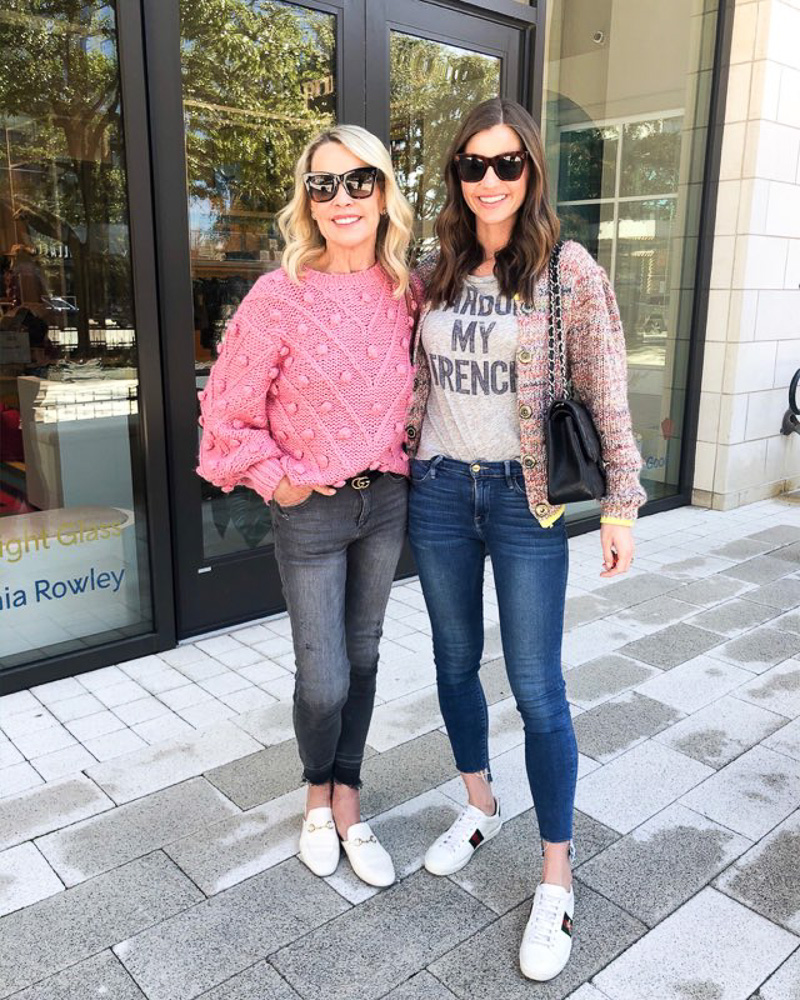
332, 216, 361, 225
478, 194, 508, 205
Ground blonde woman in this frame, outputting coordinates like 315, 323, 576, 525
197, 125, 415, 888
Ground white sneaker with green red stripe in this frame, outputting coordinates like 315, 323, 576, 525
519, 882, 574, 981
423, 800, 502, 876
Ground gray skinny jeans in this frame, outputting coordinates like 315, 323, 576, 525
271, 473, 408, 788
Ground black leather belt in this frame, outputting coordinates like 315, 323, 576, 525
346, 469, 384, 490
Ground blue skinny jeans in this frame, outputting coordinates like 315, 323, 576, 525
408, 455, 577, 844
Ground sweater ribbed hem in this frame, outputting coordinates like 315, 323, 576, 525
245, 459, 286, 503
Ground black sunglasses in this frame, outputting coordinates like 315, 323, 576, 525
303, 166, 380, 203
453, 150, 528, 183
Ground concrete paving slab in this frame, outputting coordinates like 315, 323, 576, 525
0, 775, 113, 851
85, 722, 262, 804
204, 741, 303, 810
672, 576, 754, 607
709, 628, 800, 674
574, 692, 683, 762
564, 594, 617, 630
566, 655, 661, 711
271, 869, 494, 1000
657, 554, 738, 581
748, 525, 800, 546
7, 950, 146, 1000
229, 701, 294, 745
687, 598, 780, 636
164, 787, 305, 895
197, 962, 301, 999
0, 842, 63, 916
486, 697, 526, 755
613, 596, 699, 634
619, 623, 724, 670
564, 986, 613, 1000
562, 620, 644, 667
381, 971, 458, 1000
376, 647, 437, 702
634, 655, 752, 714
0, 852, 202, 997
367, 686, 443, 751
36, 777, 239, 886
576, 741, 714, 834
593, 888, 797, 1000
734, 659, 800, 717
763, 715, 800, 761
715, 809, 800, 934
711, 539, 777, 562
480, 656, 515, 704
115, 858, 349, 1000
449, 807, 618, 916
770, 609, 800, 634
576, 802, 751, 927
681, 745, 800, 840
752, 950, 800, 1000
360, 731, 458, 819
723, 556, 796, 586
429, 882, 645, 1000
654, 694, 787, 768
742, 579, 800, 611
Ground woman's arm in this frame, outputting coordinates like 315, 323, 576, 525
565, 255, 647, 525
196, 310, 286, 503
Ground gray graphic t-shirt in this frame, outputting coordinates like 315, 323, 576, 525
417, 274, 520, 462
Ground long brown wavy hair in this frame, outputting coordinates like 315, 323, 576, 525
426, 98, 560, 309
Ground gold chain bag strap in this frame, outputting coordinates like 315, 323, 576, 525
544, 241, 607, 503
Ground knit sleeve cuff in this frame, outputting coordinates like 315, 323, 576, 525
244, 459, 285, 503
600, 516, 635, 527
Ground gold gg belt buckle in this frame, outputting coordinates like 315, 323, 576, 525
351, 476, 371, 490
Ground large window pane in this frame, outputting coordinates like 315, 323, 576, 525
544, 0, 718, 507
178, 0, 336, 560
0, 3, 153, 668
390, 33, 500, 255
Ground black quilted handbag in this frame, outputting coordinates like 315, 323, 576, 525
544, 241, 607, 504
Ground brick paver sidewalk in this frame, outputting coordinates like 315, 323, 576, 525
2, 497, 800, 999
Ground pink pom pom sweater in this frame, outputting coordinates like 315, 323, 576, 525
196, 264, 416, 501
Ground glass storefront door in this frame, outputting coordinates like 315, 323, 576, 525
150, 0, 531, 638
0, 3, 160, 673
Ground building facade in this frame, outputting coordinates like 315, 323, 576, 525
1, 0, 794, 694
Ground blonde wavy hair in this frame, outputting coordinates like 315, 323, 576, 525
278, 125, 413, 297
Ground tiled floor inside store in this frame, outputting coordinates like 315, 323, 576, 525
2, 496, 800, 999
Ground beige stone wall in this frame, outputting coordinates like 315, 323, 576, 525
693, 0, 800, 509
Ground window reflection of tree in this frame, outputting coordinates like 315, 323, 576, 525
0, 3, 133, 359
389, 34, 501, 261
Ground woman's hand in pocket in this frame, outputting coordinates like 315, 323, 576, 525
273, 477, 336, 508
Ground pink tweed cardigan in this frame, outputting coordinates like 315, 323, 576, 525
405, 240, 646, 526
196, 264, 415, 501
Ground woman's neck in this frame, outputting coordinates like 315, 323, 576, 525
475, 216, 515, 264
315, 244, 377, 274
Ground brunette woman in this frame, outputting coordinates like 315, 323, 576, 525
198, 125, 416, 888
405, 98, 645, 979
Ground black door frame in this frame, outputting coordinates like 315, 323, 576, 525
2, 0, 176, 694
